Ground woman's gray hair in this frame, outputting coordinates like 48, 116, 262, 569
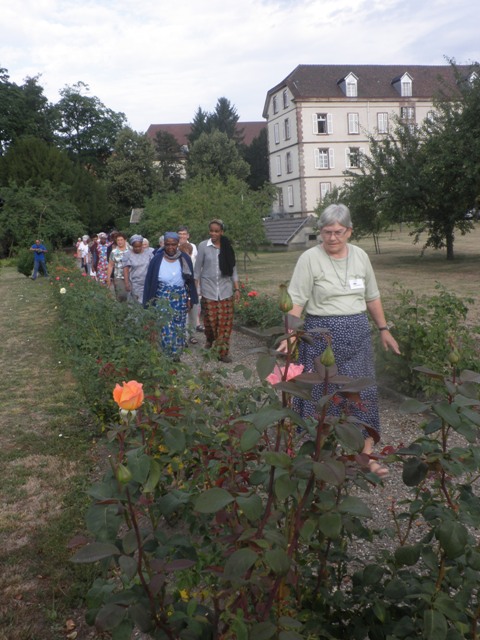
318, 204, 353, 230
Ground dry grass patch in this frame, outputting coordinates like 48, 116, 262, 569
0, 267, 97, 640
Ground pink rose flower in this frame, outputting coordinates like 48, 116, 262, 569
266, 363, 304, 385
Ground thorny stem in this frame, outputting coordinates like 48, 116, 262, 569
260, 377, 330, 619
125, 487, 175, 638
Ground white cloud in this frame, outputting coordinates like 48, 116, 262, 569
0, 0, 477, 131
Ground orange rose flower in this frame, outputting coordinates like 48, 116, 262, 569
113, 380, 144, 410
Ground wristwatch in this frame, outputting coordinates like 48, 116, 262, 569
378, 325, 390, 331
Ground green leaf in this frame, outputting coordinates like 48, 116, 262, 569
279, 630, 303, 640
402, 457, 429, 486
71, 542, 120, 564
338, 496, 372, 518
223, 548, 258, 581
249, 621, 276, 640
125, 448, 150, 484
433, 401, 462, 428
243, 407, 293, 431
373, 601, 387, 622
317, 512, 342, 539
312, 459, 346, 486
95, 603, 126, 632
436, 521, 469, 559
122, 529, 138, 555
394, 544, 421, 566
334, 422, 365, 451
240, 427, 262, 451
424, 609, 447, 640
256, 353, 277, 380
363, 564, 384, 586
194, 487, 234, 513
433, 592, 463, 622
143, 459, 161, 493
264, 451, 293, 469
86, 503, 121, 541
163, 426, 186, 453
118, 555, 137, 581
401, 398, 430, 413
274, 475, 297, 500
300, 519, 317, 542
128, 602, 153, 633
265, 548, 291, 575
236, 494, 264, 522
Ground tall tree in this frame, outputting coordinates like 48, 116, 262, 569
209, 97, 243, 144
55, 81, 126, 173
0, 69, 55, 154
187, 107, 210, 145
105, 127, 162, 217
0, 136, 110, 233
139, 175, 272, 257
0, 181, 83, 257
186, 130, 250, 183
242, 128, 269, 190
153, 130, 183, 191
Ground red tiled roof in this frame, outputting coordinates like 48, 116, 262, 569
146, 121, 266, 147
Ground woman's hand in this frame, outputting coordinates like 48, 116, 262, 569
380, 330, 401, 355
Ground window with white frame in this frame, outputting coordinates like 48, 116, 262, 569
346, 147, 364, 169
275, 155, 282, 176
401, 78, 412, 97
284, 118, 290, 140
346, 74, 358, 97
282, 89, 289, 109
278, 188, 284, 209
272, 95, 278, 114
286, 151, 292, 173
320, 182, 331, 201
400, 106, 415, 122
377, 112, 389, 134
274, 123, 280, 144
287, 185, 294, 207
314, 148, 335, 169
313, 113, 333, 135
348, 112, 359, 134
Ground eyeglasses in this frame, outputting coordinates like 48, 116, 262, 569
320, 228, 348, 238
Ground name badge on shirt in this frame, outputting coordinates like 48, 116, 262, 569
349, 278, 365, 290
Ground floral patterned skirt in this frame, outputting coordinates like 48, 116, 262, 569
293, 313, 380, 439
155, 282, 188, 357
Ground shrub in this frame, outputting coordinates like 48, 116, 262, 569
234, 281, 283, 329
377, 282, 480, 396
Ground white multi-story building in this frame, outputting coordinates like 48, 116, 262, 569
263, 64, 475, 218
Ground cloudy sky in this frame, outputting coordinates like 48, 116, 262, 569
1, 0, 478, 132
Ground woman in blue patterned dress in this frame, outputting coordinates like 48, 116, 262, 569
143, 232, 198, 360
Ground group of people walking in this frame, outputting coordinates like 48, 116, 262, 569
45, 203, 400, 474
75, 222, 241, 363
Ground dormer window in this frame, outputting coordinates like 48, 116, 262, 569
468, 71, 479, 85
338, 73, 358, 97
393, 73, 413, 97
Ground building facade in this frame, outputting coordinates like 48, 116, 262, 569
263, 64, 475, 218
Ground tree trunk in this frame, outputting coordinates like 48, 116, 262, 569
446, 229, 454, 260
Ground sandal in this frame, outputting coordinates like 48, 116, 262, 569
189, 337, 199, 345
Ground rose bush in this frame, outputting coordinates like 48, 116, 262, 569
49, 254, 480, 639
